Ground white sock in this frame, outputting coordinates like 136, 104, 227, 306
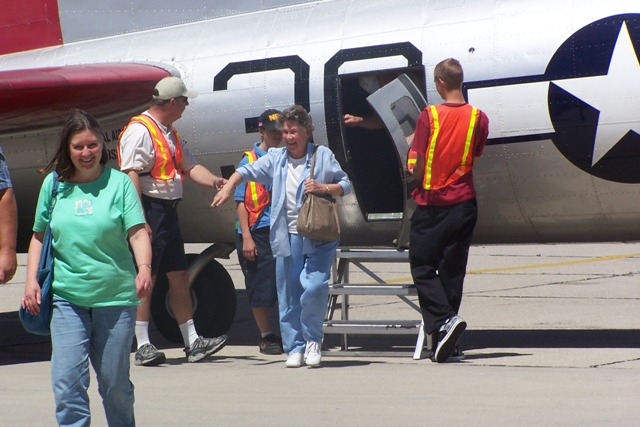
261, 331, 273, 338
135, 321, 150, 349
179, 319, 199, 347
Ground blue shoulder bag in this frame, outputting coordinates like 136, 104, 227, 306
19, 174, 59, 336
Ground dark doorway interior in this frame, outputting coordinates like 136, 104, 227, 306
338, 68, 425, 220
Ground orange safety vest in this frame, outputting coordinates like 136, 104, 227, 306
117, 114, 184, 180
242, 150, 270, 229
407, 104, 479, 190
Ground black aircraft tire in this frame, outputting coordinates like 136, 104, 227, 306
151, 255, 237, 344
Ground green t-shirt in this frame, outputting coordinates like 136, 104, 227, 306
34, 167, 146, 307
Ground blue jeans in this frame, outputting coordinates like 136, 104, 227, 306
276, 233, 338, 354
51, 297, 136, 427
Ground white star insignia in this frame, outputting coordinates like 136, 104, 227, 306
553, 21, 640, 167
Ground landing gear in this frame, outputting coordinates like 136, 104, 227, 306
151, 245, 237, 343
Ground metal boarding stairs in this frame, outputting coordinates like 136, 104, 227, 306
323, 248, 431, 359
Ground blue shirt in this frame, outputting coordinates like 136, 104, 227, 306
236, 143, 351, 257
0, 146, 12, 190
234, 142, 272, 233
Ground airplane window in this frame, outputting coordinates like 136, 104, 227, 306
390, 96, 419, 146
220, 165, 236, 179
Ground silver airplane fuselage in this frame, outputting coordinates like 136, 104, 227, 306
2, 0, 640, 248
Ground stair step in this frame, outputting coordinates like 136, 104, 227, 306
324, 320, 422, 335
329, 284, 416, 296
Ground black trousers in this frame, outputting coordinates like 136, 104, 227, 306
409, 198, 478, 335
141, 195, 187, 275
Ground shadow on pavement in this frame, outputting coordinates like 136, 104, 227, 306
462, 329, 640, 350
2, 292, 639, 366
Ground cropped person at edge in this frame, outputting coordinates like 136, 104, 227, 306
0, 144, 17, 284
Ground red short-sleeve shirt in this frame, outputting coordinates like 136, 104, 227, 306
410, 103, 489, 206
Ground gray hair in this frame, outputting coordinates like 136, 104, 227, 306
279, 105, 313, 131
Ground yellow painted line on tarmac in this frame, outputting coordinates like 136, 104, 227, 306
368, 252, 640, 284
467, 252, 640, 274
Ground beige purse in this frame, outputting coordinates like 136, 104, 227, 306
297, 146, 340, 242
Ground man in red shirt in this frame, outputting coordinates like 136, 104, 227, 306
407, 58, 489, 363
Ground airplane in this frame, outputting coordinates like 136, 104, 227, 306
2, 0, 639, 342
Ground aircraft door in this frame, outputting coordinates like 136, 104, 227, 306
366, 74, 427, 249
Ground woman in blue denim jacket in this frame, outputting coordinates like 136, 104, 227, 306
213, 105, 351, 368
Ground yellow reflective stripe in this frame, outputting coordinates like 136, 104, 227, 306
136, 115, 171, 179
172, 129, 183, 167
245, 151, 260, 208
424, 106, 439, 190
407, 151, 417, 172
461, 107, 478, 168
248, 182, 260, 207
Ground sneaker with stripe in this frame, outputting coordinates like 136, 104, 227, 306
434, 315, 466, 363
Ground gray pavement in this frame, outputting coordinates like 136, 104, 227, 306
1, 243, 639, 426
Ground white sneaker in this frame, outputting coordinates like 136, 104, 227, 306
304, 341, 321, 368
285, 352, 304, 368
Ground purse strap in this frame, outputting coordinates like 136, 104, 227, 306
47, 173, 60, 221
309, 145, 318, 180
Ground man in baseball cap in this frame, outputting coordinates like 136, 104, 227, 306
258, 109, 282, 132
153, 76, 198, 100
235, 108, 284, 355
117, 76, 228, 366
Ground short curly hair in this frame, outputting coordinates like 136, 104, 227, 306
279, 104, 313, 131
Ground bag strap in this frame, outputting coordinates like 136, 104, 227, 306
48, 172, 60, 220
309, 145, 318, 180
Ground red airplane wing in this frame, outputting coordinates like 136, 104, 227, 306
0, 63, 171, 132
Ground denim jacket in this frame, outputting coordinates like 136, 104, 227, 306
236, 143, 351, 257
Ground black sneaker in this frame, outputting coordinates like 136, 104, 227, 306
434, 315, 467, 363
184, 335, 227, 363
450, 347, 465, 361
135, 343, 166, 366
428, 347, 465, 362
259, 334, 283, 355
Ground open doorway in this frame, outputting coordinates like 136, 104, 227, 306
338, 67, 426, 221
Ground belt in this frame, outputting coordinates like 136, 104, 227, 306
143, 195, 181, 209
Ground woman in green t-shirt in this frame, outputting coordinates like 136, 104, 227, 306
21, 110, 152, 427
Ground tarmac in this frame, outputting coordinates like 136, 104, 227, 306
0, 242, 639, 426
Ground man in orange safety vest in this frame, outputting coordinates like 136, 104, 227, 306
118, 76, 228, 366
407, 58, 489, 363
